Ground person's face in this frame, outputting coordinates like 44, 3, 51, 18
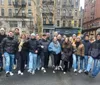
42, 36, 47, 40
65, 38, 68, 43
8, 32, 14, 37
22, 35, 26, 39
53, 37, 57, 42
36, 36, 40, 40
73, 36, 76, 40
76, 38, 80, 42
15, 29, 19, 33
31, 36, 35, 39
0, 30, 5, 35
97, 35, 100, 40
85, 36, 89, 40
57, 35, 61, 39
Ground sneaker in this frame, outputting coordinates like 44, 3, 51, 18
18, 70, 21, 75
84, 71, 89, 75
43, 69, 46, 73
41, 67, 45, 71
53, 71, 56, 73
63, 72, 66, 74
78, 70, 83, 73
55, 67, 58, 70
32, 70, 35, 75
28, 69, 32, 73
74, 69, 77, 72
6, 72, 10, 77
13, 65, 17, 70
10, 72, 14, 76
20, 72, 24, 75
37, 68, 40, 71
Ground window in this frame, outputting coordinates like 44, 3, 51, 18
63, 20, 66, 27
9, 21, 18, 27
63, 9, 66, 14
57, 9, 60, 14
49, 17, 52, 24
28, 0, 31, 6
8, 0, 12, 5
43, 17, 46, 24
57, 20, 60, 26
75, 10, 77, 16
68, 21, 71, 27
1, 8, 4, 16
22, 21, 26, 28
8, 9, 12, 17
58, 0, 60, 4
74, 21, 77, 27
28, 9, 32, 16
0, 0, 4, 5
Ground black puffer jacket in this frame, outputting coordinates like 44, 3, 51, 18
28, 38, 38, 53
88, 40, 100, 59
82, 40, 91, 55
1, 36, 18, 54
39, 39, 50, 52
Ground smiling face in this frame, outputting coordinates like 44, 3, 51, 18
8, 31, 14, 37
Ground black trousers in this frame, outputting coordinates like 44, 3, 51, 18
17, 51, 27, 72
40, 51, 49, 68
54, 53, 61, 67
0, 52, 3, 68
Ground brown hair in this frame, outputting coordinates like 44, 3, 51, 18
20, 34, 26, 39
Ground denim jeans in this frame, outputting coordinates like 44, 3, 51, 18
0, 52, 3, 67
37, 55, 41, 69
73, 54, 84, 70
4, 52, 15, 72
84, 55, 88, 70
92, 59, 100, 77
79, 57, 84, 70
73, 54, 78, 69
86, 56, 94, 72
29, 52, 37, 71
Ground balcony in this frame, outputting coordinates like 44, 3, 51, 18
13, 1, 26, 8
13, 13, 26, 18
42, 12, 53, 16
61, 15, 73, 20
42, 0, 54, 5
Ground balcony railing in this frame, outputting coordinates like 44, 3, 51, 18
42, 12, 53, 16
13, 1, 26, 7
61, 15, 73, 20
42, 0, 54, 5
13, 13, 26, 18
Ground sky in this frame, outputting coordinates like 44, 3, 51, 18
80, 0, 85, 9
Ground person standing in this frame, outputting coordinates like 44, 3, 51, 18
17, 34, 29, 75
1, 31, 18, 77
0, 28, 6, 72
62, 38, 73, 74
48, 37, 61, 73
82, 35, 91, 72
73, 36, 84, 73
39, 34, 50, 73
28, 33, 38, 75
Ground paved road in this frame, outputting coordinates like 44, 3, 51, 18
0, 69, 100, 85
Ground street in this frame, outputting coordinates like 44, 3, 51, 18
0, 69, 100, 85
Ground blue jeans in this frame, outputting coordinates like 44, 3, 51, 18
92, 59, 100, 77
4, 52, 15, 72
79, 57, 84, 70
37, 55, 41, 69
29, 52, 37, 71
86, 56, 93, 72
84, 55, 88, 70
73, 54, 79, 69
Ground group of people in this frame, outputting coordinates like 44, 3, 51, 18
0, 27, 100, 78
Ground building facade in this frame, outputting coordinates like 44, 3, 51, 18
42, 0, 55, 33
0, 0, 37, 33
83, 0, 100, 36
54, 0, 80, 28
